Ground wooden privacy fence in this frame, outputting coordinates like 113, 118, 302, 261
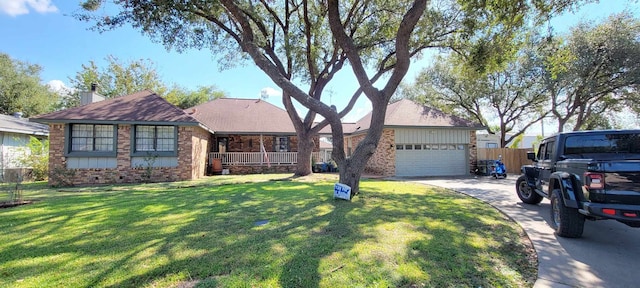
477, 148, 533, 174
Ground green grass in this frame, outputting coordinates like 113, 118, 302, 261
0, 175, 536, 287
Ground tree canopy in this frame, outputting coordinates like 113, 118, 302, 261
401, 37, 550, 147
164, 84, 227, 109
545, 12, 640, 131
77, 0, 589, 194
402, 11, 640, 142
0, 53, 57, 117
59, 55, 225, 109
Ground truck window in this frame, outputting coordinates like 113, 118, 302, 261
536, 143, 546, 160
544, 141, 555, 160
564, 133, 640, 155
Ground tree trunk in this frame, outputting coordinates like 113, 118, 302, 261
334, 98, 387, 198
295, 134, 314, 176
339, 160, 362, 200
557, 117, 567, 133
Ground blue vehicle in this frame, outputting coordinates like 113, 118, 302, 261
491, 155, 507, 179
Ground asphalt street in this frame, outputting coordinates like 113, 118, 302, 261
408, 175, 640, 288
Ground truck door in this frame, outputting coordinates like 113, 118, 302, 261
537, 140, 555, 196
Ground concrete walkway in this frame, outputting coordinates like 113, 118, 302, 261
402, 175, 640, 288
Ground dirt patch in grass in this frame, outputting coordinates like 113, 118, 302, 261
0, 200, 35, 209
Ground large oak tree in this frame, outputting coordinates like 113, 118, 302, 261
60, 55, 225, 109
77, 0, 585, 195
545, 12, 640, 131
0, 53, 57, 117
401, 38, 550, 147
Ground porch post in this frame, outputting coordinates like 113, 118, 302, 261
260, 134, 264, 166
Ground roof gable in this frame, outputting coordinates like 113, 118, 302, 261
346, 99, 483, 133
32, 90, 199, 124
187, 98, 296, 134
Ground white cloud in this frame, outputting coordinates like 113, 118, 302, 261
344, 99, 372, 122
46, 79, 73, 94
0, 0, 58, 16
259, 87, 282, 99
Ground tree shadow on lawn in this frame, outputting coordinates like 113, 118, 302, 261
0, 180, 535, 287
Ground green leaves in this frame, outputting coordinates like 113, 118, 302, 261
63, 55, 226, 110
80, 0, 103, 11
16, 137, 49, 181
0, 53, 57, 117
164, 84, 227, 109
546, 12, 640, 131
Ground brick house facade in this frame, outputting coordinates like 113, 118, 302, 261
345, 129, 396, 176
33, 90, 214, 186
47, 123, 210, 186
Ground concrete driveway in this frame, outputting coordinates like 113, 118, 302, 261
407, 175, 640, 288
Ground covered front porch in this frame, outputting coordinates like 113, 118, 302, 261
208, 151, 329, 175
208, 152, 330, 175
207, 132, 330, 175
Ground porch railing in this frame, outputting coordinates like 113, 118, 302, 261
209, 152, 324, 166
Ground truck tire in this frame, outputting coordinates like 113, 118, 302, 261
550, 189, 585, 238
516, 175, 543, 204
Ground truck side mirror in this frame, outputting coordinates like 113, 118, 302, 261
527, 151, 537, 162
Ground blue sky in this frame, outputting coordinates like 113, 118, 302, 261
0, 0, 638, 124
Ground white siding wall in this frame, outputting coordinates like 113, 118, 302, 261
1, 132, 30, 169
66, 156, 178, 169
394, 128, 470, 144
131, 156, 178, 168
67, 157, 117, 169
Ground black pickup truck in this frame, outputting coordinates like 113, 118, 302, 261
516, 130, 640, 238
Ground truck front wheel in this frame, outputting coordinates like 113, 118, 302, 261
516, 175, 543, 204
550, 189, 585, 238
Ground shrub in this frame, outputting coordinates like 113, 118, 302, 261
16, 137, 49, 181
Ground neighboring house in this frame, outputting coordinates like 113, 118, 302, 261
317, 137, 333, 163
0, 113, 49, 182
31, 90, 213, 186
188, 98, 321, 174
344, 99, 484, 177
477, 132, 539, 149
476, 133, 501, 148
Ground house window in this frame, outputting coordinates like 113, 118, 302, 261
274, 136, 289, 152
134, 125, 176, 155
69, 124, 115, 154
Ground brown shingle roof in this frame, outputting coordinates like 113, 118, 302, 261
32, 90, 199, 124
345, 99, 483, 133
187, 98, 296, 134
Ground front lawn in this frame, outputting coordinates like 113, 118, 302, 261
0, 175, 536, 287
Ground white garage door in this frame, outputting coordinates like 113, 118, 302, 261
395, 144, 467, 177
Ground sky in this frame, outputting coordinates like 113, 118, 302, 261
0, 0, 638, 129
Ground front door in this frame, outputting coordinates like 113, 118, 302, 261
217, 137, 228, 153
